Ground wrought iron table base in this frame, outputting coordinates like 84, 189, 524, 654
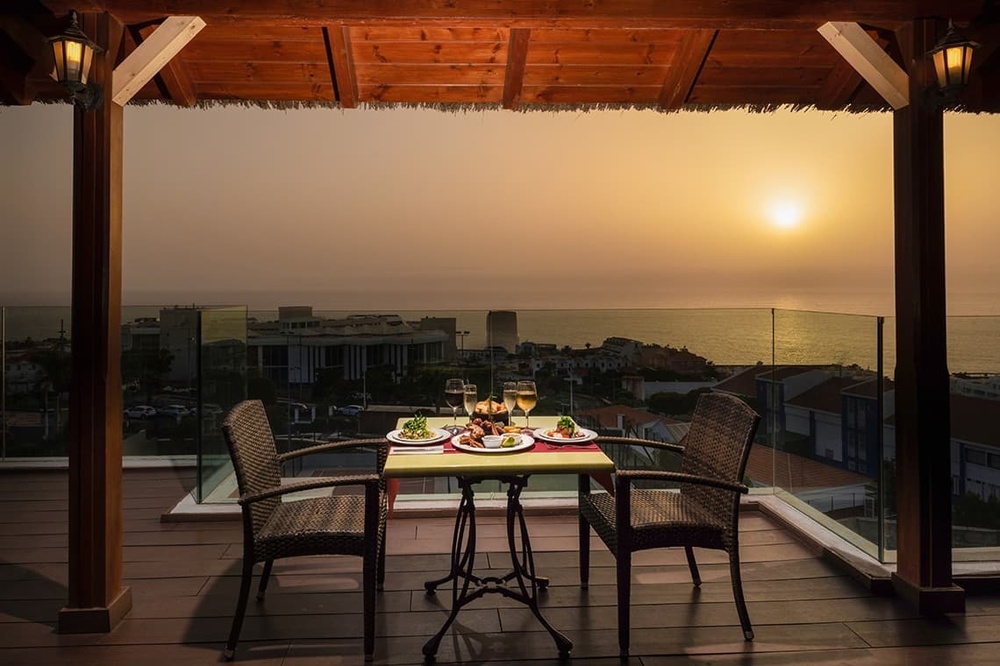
422, 475, 572, 659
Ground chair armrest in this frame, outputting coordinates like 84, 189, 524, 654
239, 473, 379, 505
616, 469, 748, 494
594, 436, 685, 454
277, 437, 388, 463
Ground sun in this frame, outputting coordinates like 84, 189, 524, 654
768, 200, 804, 230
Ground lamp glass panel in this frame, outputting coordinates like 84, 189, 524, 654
945, 46, 966, 86
51, 40, 67, 82
64, 39, 83, 83
933, 49, 948, 88
80, 44, 93, 85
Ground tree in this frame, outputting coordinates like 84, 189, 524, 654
122, 349, 174, 403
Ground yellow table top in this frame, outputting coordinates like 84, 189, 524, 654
383, 416, 614, 479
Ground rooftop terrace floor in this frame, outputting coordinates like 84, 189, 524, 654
2, 468, 998, 665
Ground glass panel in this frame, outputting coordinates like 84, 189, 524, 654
770, 309, 883, 559
949, 315, 1000, 560
196, 306, 248, 503
0, 306, 72, 458
240, 308, 773, 503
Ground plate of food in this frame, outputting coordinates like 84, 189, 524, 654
387, 414, 451, 446
452, 431, 534, 454
532, 416, 598, 444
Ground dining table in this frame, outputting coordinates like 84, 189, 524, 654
383, 415, 614, 658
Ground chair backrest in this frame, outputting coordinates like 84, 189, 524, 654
222, 400, 282, 535
679, 392, 760, 527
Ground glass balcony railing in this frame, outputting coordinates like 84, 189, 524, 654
3, 304, 999, 568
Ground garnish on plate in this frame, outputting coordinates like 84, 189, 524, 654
399, 414, 435, 440
540, 416, 584, 439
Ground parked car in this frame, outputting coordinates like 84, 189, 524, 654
336, 404, 364, 417
159, 404, 191, 418
124, 405, 156, 419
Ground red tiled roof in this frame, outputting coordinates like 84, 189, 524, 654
786, 376, 859, 413
577, 405, 681, 430
713, 365, 818, 397
951, 395, 1000, 449
745, 446, 870, 490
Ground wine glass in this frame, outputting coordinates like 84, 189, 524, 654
463, 384, 478, 421
516, 380, 538, 429
502, 382, 518, 426
444, 378, 465, 427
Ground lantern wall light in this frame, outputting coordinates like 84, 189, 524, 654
49, 10, 103, 111
927, 20, 978, 99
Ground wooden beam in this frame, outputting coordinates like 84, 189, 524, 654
59, 10, 133, 635
502, 27, 529, 109
324, 24, 357, 108
890, 18, 964, 615
659, 28, 716, 109
0, 37, 31, 104
111, 15, 204, 106
137, 23, 197, 106
817, 32, 888, 109
818, 21, 908, 109
38, 0, 987, 29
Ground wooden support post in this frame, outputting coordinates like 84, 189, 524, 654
58, 11, 132, 634
890, 18, 964, 615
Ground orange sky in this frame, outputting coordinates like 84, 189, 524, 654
1, 104, 998, 314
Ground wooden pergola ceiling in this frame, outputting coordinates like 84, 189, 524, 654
2, 0, 997, 111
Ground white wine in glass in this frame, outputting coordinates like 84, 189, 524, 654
444, 378, 465, 426
502, 382, 518, 426
463, 384, 478, 420
515, 380, 538, 428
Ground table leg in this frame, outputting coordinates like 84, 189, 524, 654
501, 477, 573, 657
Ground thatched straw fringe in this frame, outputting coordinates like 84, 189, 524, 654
29, 96, 930, 115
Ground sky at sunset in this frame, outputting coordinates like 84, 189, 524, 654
1, 104, 998, 315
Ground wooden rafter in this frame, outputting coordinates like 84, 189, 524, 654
137, 23, 197, 106
659, 28, 716, 109
111, 15, 204, 106
818, 21, 908, 109
38, 0, 987, 28
816, 31, 889, 109
324, 24, 358, 108
0, 14, 54, 103
502, 28, 530, 109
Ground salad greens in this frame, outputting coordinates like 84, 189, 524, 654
399, 414, 434, 440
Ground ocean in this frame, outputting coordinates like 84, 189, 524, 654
3, 305, 999, 374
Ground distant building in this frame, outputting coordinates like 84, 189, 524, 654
486, 310, 518, 354
419, 317, 458, 359
159, 307, 199, 384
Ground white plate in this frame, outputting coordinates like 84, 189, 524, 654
531, 427, 598, 444
386, 428, 451, 446
451, 433, 535, 454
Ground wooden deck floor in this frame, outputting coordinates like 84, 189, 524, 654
2, 468, 999, 665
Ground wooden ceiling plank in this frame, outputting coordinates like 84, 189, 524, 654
816, 59, 863, 109
137, 25, 197, 106
0, 48, 30, 104
659, 28, 716, 109
41, 1, 983, 27
352, 41, 508, 65
817, 21, 908, 109
0, 15, 55, 80
112, 16, 205, 105
360, 83, 503, 103
325, 23, 358, 107
502, 27, 529, 108
526, 42, 679, 66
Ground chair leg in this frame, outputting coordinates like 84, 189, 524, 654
728, 548, 754, 641
363, 551, 376, 661
377, 526, 387, 592
224, 557, 255, 660
684, 546, 701, 587
256, 560, 273, 601
579, 514, 590, 588
616, 549, 631, 656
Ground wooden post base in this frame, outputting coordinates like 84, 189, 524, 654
891, 573, 965, 615
58, 586, 132, 634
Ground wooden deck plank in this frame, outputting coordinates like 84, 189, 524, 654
1, 469, 1000, 666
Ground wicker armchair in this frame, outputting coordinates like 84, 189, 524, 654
220, 400, 388, 661
578, 392, 761, 655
